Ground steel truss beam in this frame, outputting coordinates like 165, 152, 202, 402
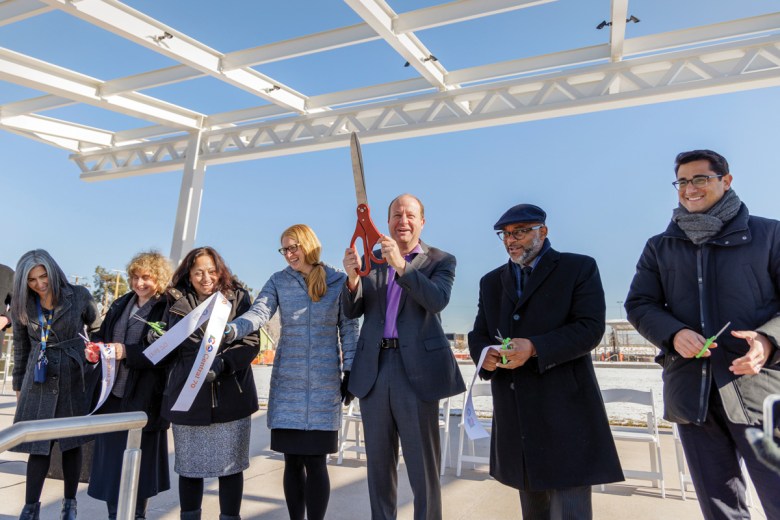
0, 46, 204, 128
40, 0, 307, 112
74, 35, 780, 181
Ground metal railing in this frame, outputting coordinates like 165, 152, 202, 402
0, 412, 147, 520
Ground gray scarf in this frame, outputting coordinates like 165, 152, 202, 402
672, 189, 741, 245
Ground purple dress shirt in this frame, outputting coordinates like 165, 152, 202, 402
383, 243, 423, 338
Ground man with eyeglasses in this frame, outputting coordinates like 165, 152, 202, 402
626, 149, 780, 519
341, 193, 465, 520
468, 203, 622, 520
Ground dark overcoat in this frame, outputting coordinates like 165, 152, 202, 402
468, 247, 623, 491
342, 241, 465, 402
12, 284, 100, 455
91, 291, 170, 432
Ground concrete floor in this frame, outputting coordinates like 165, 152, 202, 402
0, 392, 767, 519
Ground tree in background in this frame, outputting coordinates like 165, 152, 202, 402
92, 266, 128, 313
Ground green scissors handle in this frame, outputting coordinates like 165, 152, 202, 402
496, 329, 511, 364
695, 321, 731, 359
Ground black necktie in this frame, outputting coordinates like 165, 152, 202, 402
521, 266, 532, 292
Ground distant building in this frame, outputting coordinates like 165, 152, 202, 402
596, 320, 657, 362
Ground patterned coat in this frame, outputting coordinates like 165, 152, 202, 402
12, 284, 100, 455
233, 264, 358, 431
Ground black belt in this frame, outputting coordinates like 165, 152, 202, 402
380, 338, 399, 349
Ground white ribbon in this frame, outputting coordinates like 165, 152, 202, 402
143, 292, 231, 412
89, 343, 117, 415
463, 344, 501, 440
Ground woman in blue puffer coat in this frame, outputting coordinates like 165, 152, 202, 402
227, 224, 358, 520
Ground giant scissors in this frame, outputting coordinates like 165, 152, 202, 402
349, 132, 385, 277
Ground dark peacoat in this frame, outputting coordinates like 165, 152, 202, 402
158, 286, 260, 426
468, 246, 623, 491
90, 291, 170, 432
12, 284, 100, 455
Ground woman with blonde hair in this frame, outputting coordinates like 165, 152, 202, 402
85, 250, 173, 519
11, 249, 99, 520
226, 224, 358, 520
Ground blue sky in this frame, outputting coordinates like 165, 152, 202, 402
1, 1, 779, 332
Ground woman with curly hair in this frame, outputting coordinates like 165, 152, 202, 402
86, 250, 173, 519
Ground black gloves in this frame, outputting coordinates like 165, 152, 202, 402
224, 324, 237, 343
205, 357, 225, 383
341, 371, 355, 406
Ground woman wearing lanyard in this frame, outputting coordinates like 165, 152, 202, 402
10, 249, 99, 520
158, 246, 259, 520
85, 251, 172, 519
226, 224, 358, 520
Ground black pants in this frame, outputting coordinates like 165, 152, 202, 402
178, 472, 243, 516
678, 389, 780, 520
518, 486, 592, 520
25, 443, 81, 504
283, 454, 330, 520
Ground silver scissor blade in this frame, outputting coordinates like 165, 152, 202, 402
351, 132, 368, 205
713, 321, 732, 340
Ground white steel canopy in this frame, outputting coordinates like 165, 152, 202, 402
1, 0, 779, 261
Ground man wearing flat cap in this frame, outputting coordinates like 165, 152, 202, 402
468, 203, 622, 519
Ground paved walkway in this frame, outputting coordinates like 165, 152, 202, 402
0, 390, 766, 519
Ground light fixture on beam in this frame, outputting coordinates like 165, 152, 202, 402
404, 54, 438, 67
152, 31, 173, 43
596, 15, 640, 30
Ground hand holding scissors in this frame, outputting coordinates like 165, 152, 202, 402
495, 329, 511, 364
695, 321, 731, 359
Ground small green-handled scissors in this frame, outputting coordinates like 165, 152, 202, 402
132, 314, 167, 335
495, 329, 511, 364
695, 321, 731, 359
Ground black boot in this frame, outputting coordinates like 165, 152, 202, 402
18, 502, 40, 520
180, 510, 201, 520
135, 497, 148, 519
218, 515, 241, 520
61, 498, 77, 520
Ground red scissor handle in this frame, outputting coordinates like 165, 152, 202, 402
350, 203, 386, 277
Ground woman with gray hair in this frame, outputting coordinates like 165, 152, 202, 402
10, 249, 99, 520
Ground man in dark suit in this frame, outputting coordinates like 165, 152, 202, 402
342, 193, 465, 520
468, 203, 622, 520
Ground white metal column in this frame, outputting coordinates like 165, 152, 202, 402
170, 130, 205, 265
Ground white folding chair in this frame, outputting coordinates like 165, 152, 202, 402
439, 396, 453, 476
337, 401, 365, 464
336, 400, 409, 468
456, 383, 492, 476
672, 423, 754, 505
601, 388, 665, 498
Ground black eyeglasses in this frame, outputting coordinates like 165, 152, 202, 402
672, 174, 723, 191
278, 244, 300, 255
496, 225, 544, 241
